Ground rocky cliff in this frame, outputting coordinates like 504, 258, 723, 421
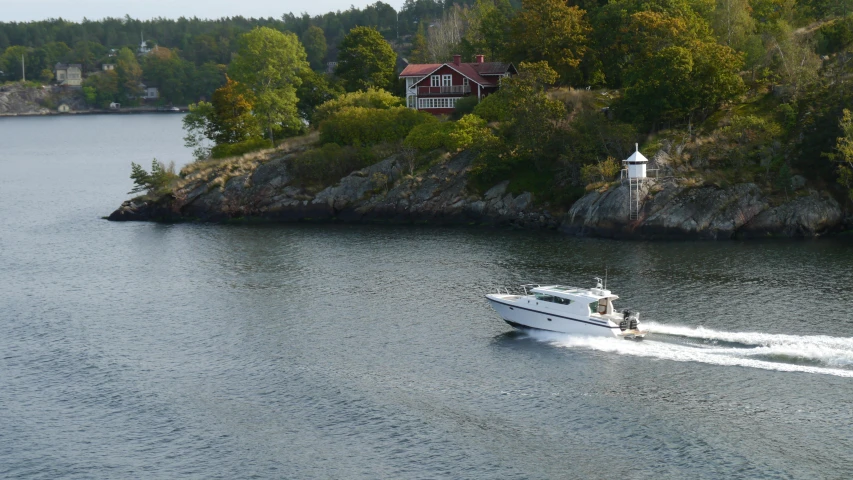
108, 147, 847, 239
563, 179, 843, 239
0, 83, 86, 115
109, 149, 559, 229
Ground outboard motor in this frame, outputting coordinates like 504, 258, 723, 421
623, 309, 639, 331
620, 309, 632, 331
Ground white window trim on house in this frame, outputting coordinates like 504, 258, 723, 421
463, 78, 469, 87
442, 74, 452, 86
417, 97, 461, 109
430, 75, 440, 87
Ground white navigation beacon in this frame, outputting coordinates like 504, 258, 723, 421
625, 142, 648, 179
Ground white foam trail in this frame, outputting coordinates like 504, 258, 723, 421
645, 322, 853, 350
524, 330, 853, 378
644, 322, 853, 367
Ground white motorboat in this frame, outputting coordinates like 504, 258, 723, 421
485, 279, 647, 339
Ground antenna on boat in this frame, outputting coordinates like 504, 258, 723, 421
604, 266, 608, 290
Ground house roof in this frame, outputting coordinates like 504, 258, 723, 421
399, 63, 443, 77
401, 58, 516, 87
471, 62, 514, 75
403, 62, 497, 87
54, 63, 82, 70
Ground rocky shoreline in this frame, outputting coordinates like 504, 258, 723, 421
108, 147, 849, 240
0, 83, 187, 116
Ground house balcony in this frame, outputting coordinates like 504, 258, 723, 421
417, 85, 471, 96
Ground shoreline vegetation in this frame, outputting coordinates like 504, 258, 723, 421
4, 0, 852, 238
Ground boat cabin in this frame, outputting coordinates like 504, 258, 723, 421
527, 285, 620, 317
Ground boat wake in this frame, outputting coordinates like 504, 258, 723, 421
524, 323, 853, 378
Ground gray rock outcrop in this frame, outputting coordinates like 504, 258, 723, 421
109, 148, 847, 239
562, 179, 843, 239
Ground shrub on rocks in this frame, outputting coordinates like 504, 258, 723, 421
319, 106, 435, 147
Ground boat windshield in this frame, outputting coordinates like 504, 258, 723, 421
535, 293, 572, 305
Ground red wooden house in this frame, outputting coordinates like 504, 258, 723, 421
399, 54, 517, 115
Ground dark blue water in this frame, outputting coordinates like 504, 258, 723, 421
2, 115, 853, 479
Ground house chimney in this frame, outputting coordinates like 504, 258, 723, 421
453, 54, 461, 65
475, 54, 485, 64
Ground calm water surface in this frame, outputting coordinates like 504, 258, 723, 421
2, 115, 853, 479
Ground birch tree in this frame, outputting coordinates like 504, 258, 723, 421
228, 27, 308, 143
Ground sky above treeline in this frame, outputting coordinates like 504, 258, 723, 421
2, 0, 404, 22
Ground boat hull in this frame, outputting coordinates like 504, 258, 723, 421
486, 296, 621, 337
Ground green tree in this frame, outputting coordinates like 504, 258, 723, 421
182, 101, 216, 160
187, 62, 227, 102
301, 26, 328, 70
115, 47, 143, 104
498, 61, 567, 160
69, 41, 107, 72
228, 26, 308, 143
296, 69, 344, 124
31, 42, 71, 77
82, 70, 120, 107
141, 46, 191, 104
711, 0, 755, 49
469, 0, 516, 62
592, 0, 710, 87
614, 10, 745, 125
210, 76, 262, 145
335, 26, 397, 92
1, 46, 29, 81
510, 0, 591, 83
409, 23, 430, 64
129, 159, 178, 196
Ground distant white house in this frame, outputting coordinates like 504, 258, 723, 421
102, 63, 116, 71
138, 83, 159, 100
54, 63, 83, 86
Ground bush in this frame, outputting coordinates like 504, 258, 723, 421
580, 156, 621, 185
319, 106, 436, 147
404, 114, 489, 152
287, 143, 376, 188
129, 159, 179, 196
311, 88, 403, 125
447, 114, 489, 150
722, 115, 782, 145
450, 95, 479, 120
404, 122, 455, 151
210, 138, 273, 159
472, 91, 511, 122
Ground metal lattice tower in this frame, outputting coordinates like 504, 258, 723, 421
628, 178, 642, 220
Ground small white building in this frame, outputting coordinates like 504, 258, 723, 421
57, 104, 71, 113
624, 143, 648, 179
138, 84, 159, 100
110, 102, 121, 109
102, 63, 116, 71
